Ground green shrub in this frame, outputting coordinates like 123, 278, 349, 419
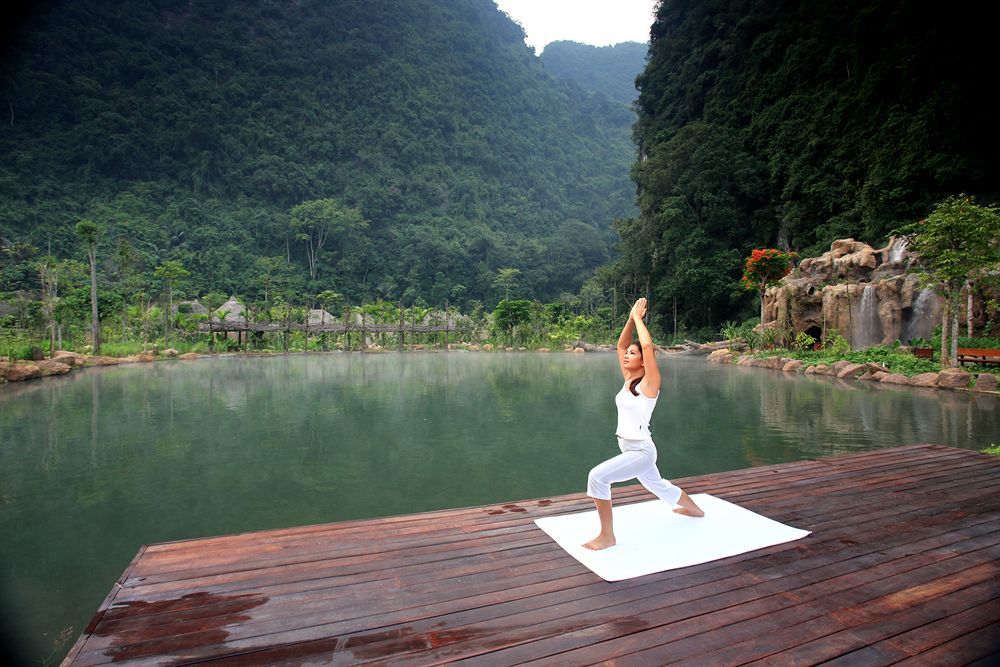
825, 330, 851, 356
719, 320, 742, 342
793, 331, 816, 351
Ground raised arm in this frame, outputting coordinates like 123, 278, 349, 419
616, 305, 637, 380
632, 298, 660, 397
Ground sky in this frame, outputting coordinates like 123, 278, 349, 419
494, 0, 657, 54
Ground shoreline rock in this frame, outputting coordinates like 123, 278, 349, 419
2, 346, 996, 398
707, 348, 994, 394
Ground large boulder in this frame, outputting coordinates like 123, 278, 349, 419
37, 359, 72, 376
836, 363, 867, 379
936, 368, 971, 389
908, 372, 940, 388
707, 349, 733, 364
828, 360, 852, 376
973, 373, 998, 392
2, 362, 42, 382
880, 373, 909, 385
52, 350, 86, 367
783, 360, 803, 372
84, 356, 122, 366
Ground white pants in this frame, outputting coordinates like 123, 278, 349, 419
587, 437, 682, 505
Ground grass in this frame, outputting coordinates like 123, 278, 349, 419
752, 344, 942, 376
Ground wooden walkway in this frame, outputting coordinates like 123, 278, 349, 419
64, 444, 1000, 666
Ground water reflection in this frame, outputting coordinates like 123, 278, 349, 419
0, 352, 996, 663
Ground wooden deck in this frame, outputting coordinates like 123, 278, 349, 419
63, 444, 1000, 666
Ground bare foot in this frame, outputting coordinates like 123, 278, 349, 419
673, 491, 704, 517
582, 534, 616, 550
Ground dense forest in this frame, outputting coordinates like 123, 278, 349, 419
617, 0, 999, 335
540, 41, 647, 106
4, 0, 994, 349
0, 0, 637, 314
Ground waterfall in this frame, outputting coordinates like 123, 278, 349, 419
903, 288, 940, 343
888, 237, 908, 263
853, 285, 882, 348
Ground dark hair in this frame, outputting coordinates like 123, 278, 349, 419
629, 344, 643, 395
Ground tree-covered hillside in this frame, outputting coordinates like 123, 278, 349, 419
0, 0, 636, 307
540, 41, 648, 106
616, 0, 998, 334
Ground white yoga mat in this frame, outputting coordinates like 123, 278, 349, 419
534, 494, 811, 581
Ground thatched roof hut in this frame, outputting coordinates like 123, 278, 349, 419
173, 299, 209, 315
211, 296, 247, 324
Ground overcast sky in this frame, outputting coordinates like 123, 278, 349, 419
494, 0, 657, 53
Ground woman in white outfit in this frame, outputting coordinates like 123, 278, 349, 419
583, 297, 703, 551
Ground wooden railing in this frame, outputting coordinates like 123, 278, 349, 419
198, 321, 453, 334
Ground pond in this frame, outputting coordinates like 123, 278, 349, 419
1, 351, 997, 663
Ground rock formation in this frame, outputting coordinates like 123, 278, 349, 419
764, 237, 948, 348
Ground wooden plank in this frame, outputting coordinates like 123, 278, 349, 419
84, 494, 1000, 664
767, 580, 1000, 665
129, 447, 984, 581
397, 533, 1000, 666
72, 460, 1000, 664
99, 470, 1000, 640
137, 444, 945, 557
826, 614, 1000, 666
84, 496, 1000, 667
62, 446, 1000, 667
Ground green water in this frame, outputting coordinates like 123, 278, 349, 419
1, 352, 997, 663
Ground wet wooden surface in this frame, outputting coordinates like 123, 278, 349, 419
63, 444, 1000, 665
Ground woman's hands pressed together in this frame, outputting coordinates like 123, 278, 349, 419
631, 297, 647, 321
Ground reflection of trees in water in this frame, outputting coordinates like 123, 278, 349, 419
2, 355, 996, 521
2, 353, 998, 659
655, 359, 997, 475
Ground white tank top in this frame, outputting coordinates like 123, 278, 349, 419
615, 381, 658, 440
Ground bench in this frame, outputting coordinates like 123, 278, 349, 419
956, 347, 1000, 366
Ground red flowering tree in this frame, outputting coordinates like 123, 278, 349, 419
742, 248, 797, 324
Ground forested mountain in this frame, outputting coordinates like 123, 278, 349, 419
618, 0, 998, 334
0, 0, 636, 307
540, 41, 647, 106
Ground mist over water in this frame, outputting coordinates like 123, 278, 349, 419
1, 352, 997, 662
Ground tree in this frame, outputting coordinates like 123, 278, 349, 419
0, 239, 37, 292
493, 299, 532, 345
36, 257, 86, 356
316, 289, 342, 318
75, 219, 103, 354
154, 260, 190, 348
113, 237, 140, 342
493, 268, 522, 301
288, 199, 367, 281
897, 195, 1000, 366
255, 255, 287, 311
36, 257, 62, 357
741, 249, 797, 325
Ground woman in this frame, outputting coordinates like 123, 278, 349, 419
583, 297, 703, 551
